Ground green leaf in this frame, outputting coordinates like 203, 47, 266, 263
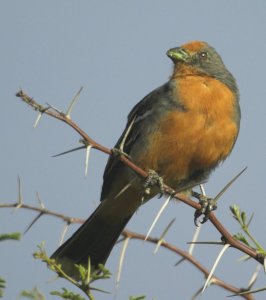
0, 232, 21, 242
230, 205, 241, 222
19, 287, 46, 300
34, 244, 112, 299
241, 211, 246, 225
0, 277, 6, 298
234, 233, 250, 247
51, 288, 85, 300
129, 296, 146, 300
74, 264, 87, 282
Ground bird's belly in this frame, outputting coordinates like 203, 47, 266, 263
137, 110, 238, 188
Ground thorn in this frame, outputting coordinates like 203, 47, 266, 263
248, 264, 261, 289
202, 243, 230, 294
153, 240, 163, 254
85, 145, 92, 176
46, 103, 63, 114
116, 237, 126, 245
228, 287, 266, 297
115, 237, 130, 294
191, 285, 204, 300
118, 116, 136, 152
33, 112, 43, 128
59, 223, 70, 246
174, 258, 185, 267
213, 167, 247, 202
154, 218, 175, 254
189, 184, 205, 255
36, 192, 45, 209
16, 175, 23, 209
114, 179, 135, 199
188, 225, 201, 255
66, 86, 84, 118
52, 145, 86, 158
145, 195, 171, 241
24, 212, 43, 234
187, 241, 224, 246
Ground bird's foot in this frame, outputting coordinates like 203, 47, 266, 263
192, 191, 217, 226
143, 169, 164, 197
111, 147, 131, 159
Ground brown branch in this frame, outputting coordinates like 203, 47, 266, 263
124, 229, 254, 300
1, 201, 254, 299
0, 202, 83, 224
15, 89, 263, 266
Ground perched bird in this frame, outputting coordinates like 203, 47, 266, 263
51, 41, 240, 279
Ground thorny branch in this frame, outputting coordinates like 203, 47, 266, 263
12, 89, 266, 298
0, 201, 254, 299
15, 90, 263, 265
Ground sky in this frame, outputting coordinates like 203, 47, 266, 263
1, 1, 266, 299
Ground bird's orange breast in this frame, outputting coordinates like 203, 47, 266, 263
137, 76, 239, 188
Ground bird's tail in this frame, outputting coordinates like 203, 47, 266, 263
50, 202, 132, 279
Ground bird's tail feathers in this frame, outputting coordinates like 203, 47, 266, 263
51, 203, 132, 279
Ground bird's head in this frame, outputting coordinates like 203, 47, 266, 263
167, 41, 237, 92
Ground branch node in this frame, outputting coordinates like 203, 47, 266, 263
154, 218, 175, 254
46, 103, 64, 115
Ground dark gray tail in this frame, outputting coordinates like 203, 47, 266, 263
51, 203, 132, 278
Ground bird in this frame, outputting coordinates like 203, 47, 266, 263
51, 41, 240, 279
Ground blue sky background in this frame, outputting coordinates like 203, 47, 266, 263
1, 1, 266, 299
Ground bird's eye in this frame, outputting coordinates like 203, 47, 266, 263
199, 51, 208, 59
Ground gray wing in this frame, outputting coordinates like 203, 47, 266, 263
100, 81, 184, 201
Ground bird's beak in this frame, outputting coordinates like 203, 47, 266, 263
166, 47, 190, 63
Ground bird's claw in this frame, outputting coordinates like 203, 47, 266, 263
193, 192, 217, 226
143, 169, 164, 197
111, 147, 131, 159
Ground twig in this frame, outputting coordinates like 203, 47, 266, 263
0, 202, 83, 224
1, 200, 254, 299
123, 230, 254, 300
15, 89, 263, 265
